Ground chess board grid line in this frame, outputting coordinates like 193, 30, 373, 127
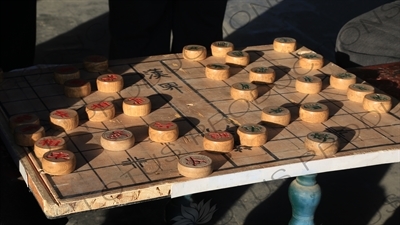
52, 132, 110, 197
47, 143, 399, 200
129, 64, 206, 136
158, 60, 289, 163
158, 60, 239, 128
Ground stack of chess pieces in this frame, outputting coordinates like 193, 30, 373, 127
8, 37, 392, 179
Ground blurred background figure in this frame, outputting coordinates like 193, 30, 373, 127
108, 0, 228, 60
335, 0, 400, 68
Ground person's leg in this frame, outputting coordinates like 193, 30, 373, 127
0, 0, 37, 72
108, 1, 172, 59
171, 0, 228, 53
335, 1, 400, 68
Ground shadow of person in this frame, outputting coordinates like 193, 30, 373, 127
384, 204, 400, 225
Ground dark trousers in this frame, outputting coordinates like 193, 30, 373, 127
108, 0, 228, 60
0, 0, 37, 72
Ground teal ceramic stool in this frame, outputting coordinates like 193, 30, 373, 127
288, 174, 321, 225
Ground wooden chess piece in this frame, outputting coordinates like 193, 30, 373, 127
261, 106, 291, 127
273, 37, 297, 53
34, 136, 67, 158
148, 121, 179, 143
86, 101, 115, 122
49, 109, 79, 131
211, 41, 234, 57
299, 53, 324, 70
182, 45, 207, 61
42, 150, 76, 175
347, 83, 374, 103
225, 50, 250, 66
54, 66, 80, 84
230, 82, 258, 101
295, 76, 322, 94
299, 102, 329, 123
203, 131, 234, 153
205, 63, 230, 80
14, 124, 45, 146
177, 154, 213, 178
362, 93, 392, 113
9, 113, 40, 133
64, 78, 91, 98
249, 67, 276, 84
84, 55, 108, 72
100, 129, 135, 151
237, 123, 267, 146
330, 72, 356, 90
123, 97, 152, 116
96, 74, 124, 93
304, 131, 339, 157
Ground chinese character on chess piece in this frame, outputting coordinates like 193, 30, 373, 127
230, 82, 258, 101
203, 131, 234, 153
42, 150, 76, 175
122, 96, 152, 117
237, 123, 267, 147
177, 154, 213, 178
299, 102, 329, 124
34, 136, 67, 158
100, 129, 135, 151
148, 121, 179, 143
96, 74, 124, 93
86, 101, 116, 122
49, 109, 79, 131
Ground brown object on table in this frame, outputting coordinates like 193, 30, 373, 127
330, 72, 356, 90
347, 83, 375, 103
298, 52, 324, 70
14, 124, 45, 146
100, 129, 135, 151
96, 74, 124, 93
295, 75, 322, 94
231, 82, 258, 101
83, 55, 108, 72
182, 45, 207, 61
177, 154, 213, 179
299, 102, 329, 124
85, 101, 115, 122
205, 63, 230, 80
237, 123, 267, 147
54, 66, 80, 84
249, 67, 276, 84
123, 97, 152, 116
362, 93, 392, 113
304, 132, 339, 157
225, 50, 250, 66
9, 113, 40, 132
261, 106, 291, 127
49, 109, 79, 131
273, 37, 297, 53
203, 131, 234, 153
148, 121, 179, 143
64, 78, 91, 98
347, 62, 400, 100
42, 150, 76, 176
211, 41, 234, 57
34, 136, 67, 159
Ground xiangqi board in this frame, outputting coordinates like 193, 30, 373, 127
0, 44, 399, 218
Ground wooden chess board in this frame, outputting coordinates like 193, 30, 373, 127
1, 44, 399, 218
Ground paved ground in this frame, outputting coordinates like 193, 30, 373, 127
1, 0, 399, 224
